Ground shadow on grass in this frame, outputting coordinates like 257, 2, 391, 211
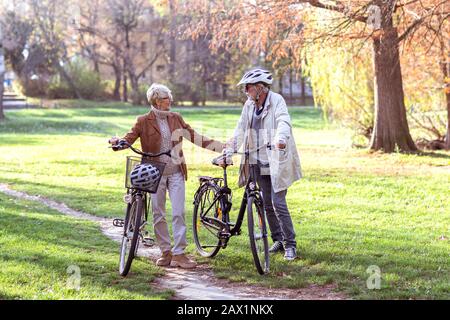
0, 118, 123, 135
414, 150, 450, 160
209, 223, 450, 298
0, 135, 47, 146
2, 210, 115, 255
1, 105, 327, 137
2, 179, 125, 218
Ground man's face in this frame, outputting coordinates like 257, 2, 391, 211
245, 84, 259, 100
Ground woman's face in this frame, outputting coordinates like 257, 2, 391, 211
155, 97, 171, 111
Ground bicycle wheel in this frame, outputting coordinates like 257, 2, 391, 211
247, 195, 269, 275
193, 183, 223, 258
119, 195, 143, 276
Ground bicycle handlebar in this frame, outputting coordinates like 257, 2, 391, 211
215, 143, 285, 167
110, 139, 171, 158
233, 143, 284, 156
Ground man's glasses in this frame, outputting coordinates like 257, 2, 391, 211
244, 84, 255, 93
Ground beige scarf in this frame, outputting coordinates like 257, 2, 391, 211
151, 105, 171, 118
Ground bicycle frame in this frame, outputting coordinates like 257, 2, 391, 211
116, 139, 172, 230
194, 150, 264, 240
125, 188, 149, 223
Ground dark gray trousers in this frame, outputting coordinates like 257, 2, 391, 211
251, 165, 297, 249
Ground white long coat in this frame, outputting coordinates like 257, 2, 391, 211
230, 91, 302, 193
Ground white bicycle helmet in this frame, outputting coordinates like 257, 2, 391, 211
237, 68, 273, 86
130, 163, 161, 190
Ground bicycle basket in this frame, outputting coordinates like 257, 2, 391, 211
125, 156, 166, 193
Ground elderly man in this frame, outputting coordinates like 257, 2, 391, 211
109, 83, 224, 269
224, 68, 302, 260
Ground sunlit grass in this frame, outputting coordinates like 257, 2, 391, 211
0, 193, 172, 300
1, 104, 449, 299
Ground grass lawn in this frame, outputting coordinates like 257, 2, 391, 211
0, 192, 172, 299
0, 104, 449, 299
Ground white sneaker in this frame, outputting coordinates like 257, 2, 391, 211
284, 247, 297, 261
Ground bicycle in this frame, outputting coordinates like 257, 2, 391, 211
110, 139, 171, 276
192, 144, 276, 275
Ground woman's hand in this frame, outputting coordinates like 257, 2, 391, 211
108, 136, 120, 145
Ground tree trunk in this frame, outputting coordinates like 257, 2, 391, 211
439, 35, 450, 150
122, 28, 131, 103
278, 74, 283, 95
169, 0, 176, 82
129, 75, 141, 105
300, 75, 306, 105
289, 68, 293, 103
222, 83, 228, 100
369, 26, 417, 152
123, 73, 128, 102
445, 91, 450, 149
93, 59, 100, 74
0, 43, 4, 120
113, 65, 121, 101
56, 62, 83, 99
0, 72, 5, 120
122, 56, 128, 102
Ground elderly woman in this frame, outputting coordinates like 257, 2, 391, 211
109, 83, 224, 269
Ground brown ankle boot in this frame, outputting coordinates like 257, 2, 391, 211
156, 251, 172, 266
170, 254, 197, 269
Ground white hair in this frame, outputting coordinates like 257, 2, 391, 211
146, 83, 173, 106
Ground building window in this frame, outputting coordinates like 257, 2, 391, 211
141, 41, 147, 55
157, 65, 165, 72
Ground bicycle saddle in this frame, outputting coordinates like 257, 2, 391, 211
198, 176, 214, 183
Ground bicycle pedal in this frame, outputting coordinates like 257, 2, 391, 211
219, 231, 231, 238
142, 237, 155, 247
113, 219, 124, 227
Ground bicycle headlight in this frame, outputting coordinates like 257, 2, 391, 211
123, 194, 132, 203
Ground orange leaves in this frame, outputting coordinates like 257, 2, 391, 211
445, 77, 450, 94
180, 0, 448, 84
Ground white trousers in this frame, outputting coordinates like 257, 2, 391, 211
151, 171, 187, 255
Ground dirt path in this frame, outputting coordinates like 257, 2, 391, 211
0, 183, 347, 300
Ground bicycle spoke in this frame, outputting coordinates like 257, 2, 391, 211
193, 184, 223, 257
202, 222, 221, 237
248, 196, 269, 275
119, 197, 143, 276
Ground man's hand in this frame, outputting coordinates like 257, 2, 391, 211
217, 147, 234, 167
275, 140, 286, 150
223, 148, 234, 160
